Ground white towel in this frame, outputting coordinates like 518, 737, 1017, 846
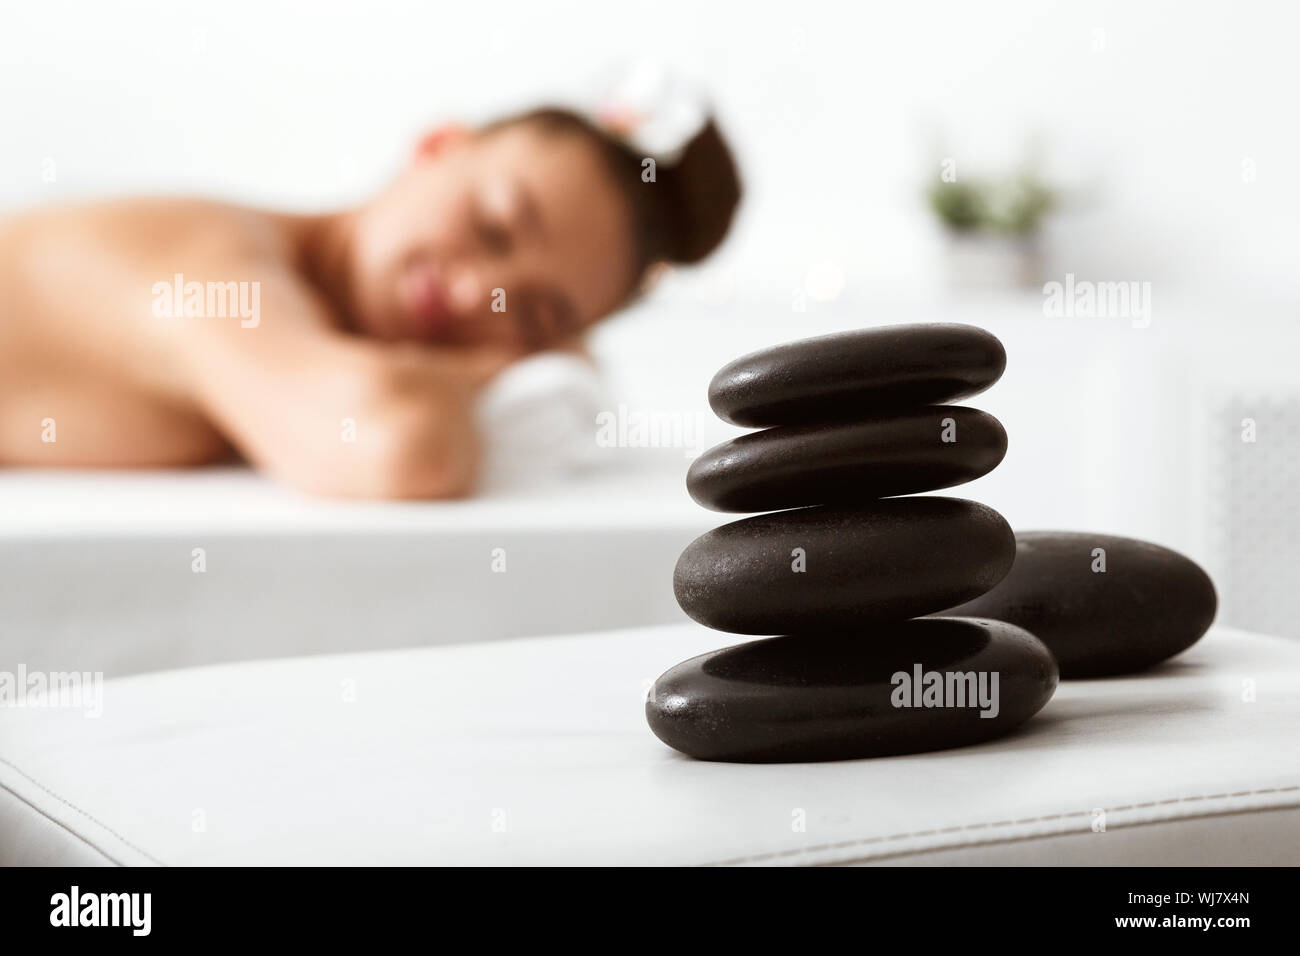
474, 352, 607, 491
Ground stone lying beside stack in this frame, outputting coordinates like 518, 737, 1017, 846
942, 531, 1218, 678
647, 323, 1059, 763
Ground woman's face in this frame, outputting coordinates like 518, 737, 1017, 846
348, 122, 638, 352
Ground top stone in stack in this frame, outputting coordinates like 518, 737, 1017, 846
707, 322, 1007, 428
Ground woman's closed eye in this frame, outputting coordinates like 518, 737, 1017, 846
474, 179, 528, 257
514, 301, 548, 348
474, 206, 513, 256
513, 291, 576, 349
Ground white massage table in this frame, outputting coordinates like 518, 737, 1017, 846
0, 465, 710, 678
2, 623, 1296, 866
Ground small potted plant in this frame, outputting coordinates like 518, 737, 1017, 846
927, 169, 1057, 290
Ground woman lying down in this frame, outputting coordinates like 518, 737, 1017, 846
0, 105, 741, 496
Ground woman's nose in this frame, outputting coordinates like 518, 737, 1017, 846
446, 268, 485, 318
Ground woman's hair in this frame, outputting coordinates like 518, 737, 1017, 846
490, 107, 742, 281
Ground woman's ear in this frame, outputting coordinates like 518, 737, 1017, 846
412, 123, 470, 162
553, 334, 594, 363
638, 261, 672, 296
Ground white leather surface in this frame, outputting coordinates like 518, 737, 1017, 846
1, 624, 1297, 866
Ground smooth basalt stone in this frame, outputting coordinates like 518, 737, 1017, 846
708, 323, 1006, 427
687, 406, 1007, 512
673, 497, 1015, 634
646, 617, 1058, 762
941, 531, 1218, 677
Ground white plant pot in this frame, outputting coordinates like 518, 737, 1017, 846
944, 232, 1043, 291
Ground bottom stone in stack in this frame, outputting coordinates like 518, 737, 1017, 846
646, 617, 1058, 762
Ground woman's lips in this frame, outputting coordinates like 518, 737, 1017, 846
396, 263, 453, 339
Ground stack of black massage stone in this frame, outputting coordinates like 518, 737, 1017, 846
646, 323, 1060, 762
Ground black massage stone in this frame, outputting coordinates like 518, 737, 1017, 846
646, 617, 1058, 762
686, 406, 1007, 512
708, 323, 1007, 427
941, 531, 1218, 678
673, 497, 1016, 635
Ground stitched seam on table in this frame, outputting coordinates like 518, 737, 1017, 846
0, 756, 166, 866
816, 803, 1300, 866
703, 784, 1300, 867
0, 778, 125, 867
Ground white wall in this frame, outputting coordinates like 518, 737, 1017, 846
3, 0, 1297, 301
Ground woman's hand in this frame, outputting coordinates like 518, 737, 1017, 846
326, 340, 518, 499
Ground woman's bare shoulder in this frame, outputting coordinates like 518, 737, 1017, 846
1, 197, 292, 265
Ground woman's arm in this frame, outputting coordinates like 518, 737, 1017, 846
177, 273, 517, 498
